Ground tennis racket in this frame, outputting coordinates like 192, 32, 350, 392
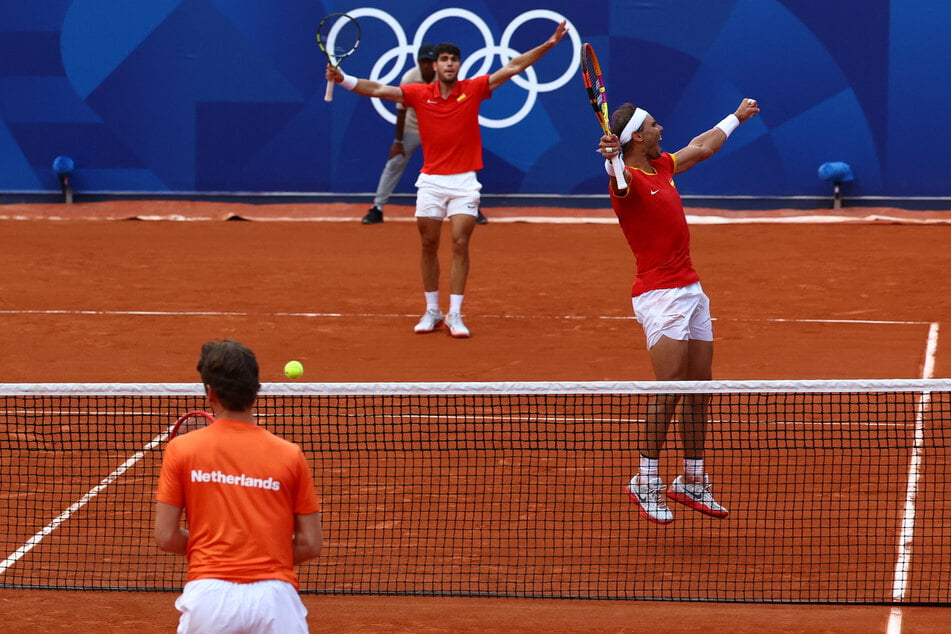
317, 12, 361, 102
169, 411, 215, 440
580, 43, 627, 191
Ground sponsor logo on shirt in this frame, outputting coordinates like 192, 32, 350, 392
457, 93, 467, 102
191, 469, 282, 491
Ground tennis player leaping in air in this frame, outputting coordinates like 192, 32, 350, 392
598, 98, 760, 524
327, 21, 568, 338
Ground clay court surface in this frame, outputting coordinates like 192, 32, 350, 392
0, 201, 949, 632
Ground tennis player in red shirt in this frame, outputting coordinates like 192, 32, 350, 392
155, 340, 323, 632
598, 98, 760, 524
327, 22, 568, 338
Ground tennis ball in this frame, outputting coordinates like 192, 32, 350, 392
284, 360, 304, 379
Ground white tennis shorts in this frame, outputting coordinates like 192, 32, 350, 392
175, 578, 308, 633
414, 172, 481, 219
632, 281, 713, 349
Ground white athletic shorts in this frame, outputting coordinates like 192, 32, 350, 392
175, 578, 308, 634
414, 171, 481, 219
631, 281, 713, 350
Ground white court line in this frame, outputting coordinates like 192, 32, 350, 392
888, 321, 939, 633
0, 428, 172, 576
0, 308, 935, 326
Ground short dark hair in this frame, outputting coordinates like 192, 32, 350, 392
196, 340, 260, 411
432, 42, 461, 59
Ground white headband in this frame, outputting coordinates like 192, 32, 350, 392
619, 108, 649, 145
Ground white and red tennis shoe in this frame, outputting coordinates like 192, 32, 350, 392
666, 474, 729, 518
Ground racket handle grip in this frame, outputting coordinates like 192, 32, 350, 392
324, 79, 335, 102
611, 156, 627, 191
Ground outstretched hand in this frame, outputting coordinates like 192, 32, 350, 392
547, 20, 569, 48
735, 98, 760, 123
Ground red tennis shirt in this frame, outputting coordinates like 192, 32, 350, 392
401, 75, 491, 175
610, 153, 701, 297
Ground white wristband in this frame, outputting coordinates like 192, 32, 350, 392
340, 73, 358, 91
715, 113, 740, 137
604, 159, 614, 176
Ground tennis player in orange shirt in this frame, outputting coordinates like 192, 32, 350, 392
598, 98, 760, 525
155, 340, 323, 632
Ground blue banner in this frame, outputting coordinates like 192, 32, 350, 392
0, 1, 948, 201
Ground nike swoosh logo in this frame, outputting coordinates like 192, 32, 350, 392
650, 190, 660, 195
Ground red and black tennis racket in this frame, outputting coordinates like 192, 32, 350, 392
317, 12, 361, 102
169, 411, 215, 440
580, 43, 627, 191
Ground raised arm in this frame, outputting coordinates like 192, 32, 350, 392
673, 98, 760, 174
488, 21, 568, 92
326, 64, 405, 103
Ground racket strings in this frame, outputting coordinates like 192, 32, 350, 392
171, 411, 215, 439
331, 26, 359, 57
178, 417, 208, 435
582, 52, 609, 114
318, 17, 360, 60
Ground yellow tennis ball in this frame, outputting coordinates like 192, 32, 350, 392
284, 360, 304, 379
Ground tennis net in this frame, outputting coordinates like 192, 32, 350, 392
1, 380, 948, 604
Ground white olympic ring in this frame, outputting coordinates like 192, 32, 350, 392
344, 7, 580, 129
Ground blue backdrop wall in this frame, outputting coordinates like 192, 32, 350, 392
1, 1, 948, 201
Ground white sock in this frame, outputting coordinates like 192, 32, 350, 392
684, 458, 704, 483
449, 294, 463, 314
424, 291, 440, 312
639, 455, 659, 481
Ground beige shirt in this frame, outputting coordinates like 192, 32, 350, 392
397, 66, 429, 135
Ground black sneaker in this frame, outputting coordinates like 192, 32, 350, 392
476, 210, 488, 225
362, 207, 383, 224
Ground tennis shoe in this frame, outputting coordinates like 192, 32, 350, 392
362, 206, 383, 224
445, 312, 470, 338
627, 474, 674, 525
476, 210, 488, 225
667, 474, 729, 518
414, 309, 444, 333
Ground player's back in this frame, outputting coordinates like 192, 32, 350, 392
170, 419, 309, 585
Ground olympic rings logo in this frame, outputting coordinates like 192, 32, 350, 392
340, 7, 580, 129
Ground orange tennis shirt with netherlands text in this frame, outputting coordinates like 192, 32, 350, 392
156, 418, 320, 588
401, 75, 491, 175
609, 152, 700, 297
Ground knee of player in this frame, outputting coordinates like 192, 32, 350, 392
451, 234, 471, 253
